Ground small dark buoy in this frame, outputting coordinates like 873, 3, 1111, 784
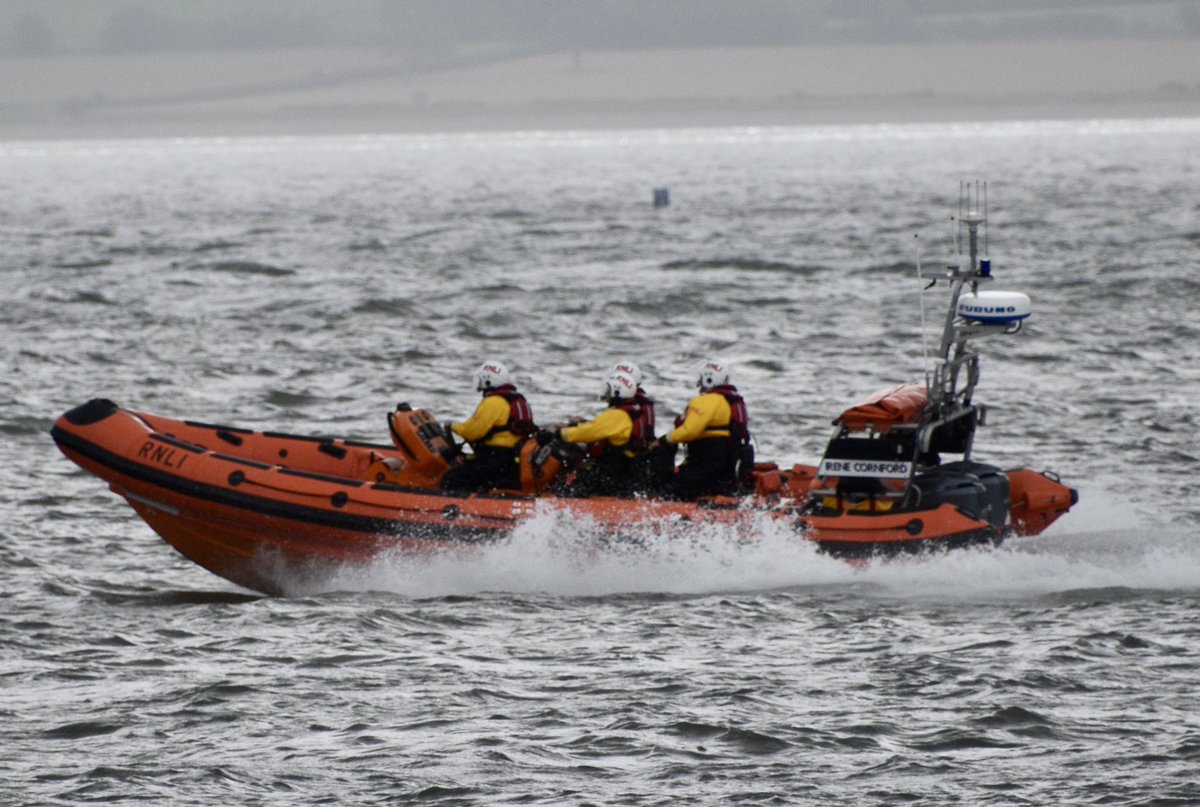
653, 187, 670, 207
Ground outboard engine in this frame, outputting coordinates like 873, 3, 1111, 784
910, 460, 1009, 533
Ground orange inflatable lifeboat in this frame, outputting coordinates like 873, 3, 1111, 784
49, 197, 1078, 594
51, 388, 1075, 594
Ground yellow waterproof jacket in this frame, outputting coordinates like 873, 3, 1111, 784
560, 408, 634, 452
452, 394, 521, 448
666, 392, 733, 444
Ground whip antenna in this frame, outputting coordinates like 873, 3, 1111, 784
983, 181, 990, 258
915, 233, 931, 386
955, 180, 964, 254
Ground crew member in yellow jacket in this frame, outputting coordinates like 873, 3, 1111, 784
441, 360, 535, 492
551, 370, 650, 497
654, 359, 751, 499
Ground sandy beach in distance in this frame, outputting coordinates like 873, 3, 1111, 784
1, 38, 1197, 139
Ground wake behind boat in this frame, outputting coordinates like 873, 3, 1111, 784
50, 193, 1077, 594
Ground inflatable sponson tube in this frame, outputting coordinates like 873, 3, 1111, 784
64, 398, 120, 426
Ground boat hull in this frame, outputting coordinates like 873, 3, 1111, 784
800, 504, 1002, 558
51, 400, 1076, 594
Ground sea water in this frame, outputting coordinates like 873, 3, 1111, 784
2, 119, 1199, 805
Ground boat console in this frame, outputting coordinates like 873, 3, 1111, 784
803, 184, 1042, 538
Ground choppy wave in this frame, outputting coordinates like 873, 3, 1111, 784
5, 119, 1200, 805
302, 503, 1200, 601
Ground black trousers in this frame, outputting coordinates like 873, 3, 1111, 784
441, 445, 521, 493
558, 450, 640, 498
662, 438, 737, 500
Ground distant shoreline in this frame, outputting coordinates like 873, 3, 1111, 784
4, 37, 1197, 142
3, 92, 1198, 143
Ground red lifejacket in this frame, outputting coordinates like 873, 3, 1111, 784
634, 390, 656, 439
710, 385, 749, 443
483, 385, 535, 440
586, 399, 651, 458
616, 398, 653, 449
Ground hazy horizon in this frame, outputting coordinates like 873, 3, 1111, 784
2, 0, 1197, 139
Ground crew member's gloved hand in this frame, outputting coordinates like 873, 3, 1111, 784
535, 429, 557, 446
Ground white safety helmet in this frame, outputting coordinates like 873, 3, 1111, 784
474, 360, 511, 392
602, 370, 638, 402
693, 359, 730, 391
610, 360, 643, 388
